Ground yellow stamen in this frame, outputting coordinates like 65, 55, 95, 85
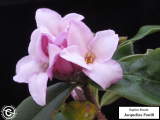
85, 52, 95, 64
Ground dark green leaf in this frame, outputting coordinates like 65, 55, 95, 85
13, 82, 73, 120
105, 26, 160, 106
33, 83, 74, 120
113, 25, 160, 60
113, 41, 134, 60
89, 84, 99, 106
129, 25, 160, 42
13, 97, 42, 120
108, 48, 160, 105
100, 91, 120, 106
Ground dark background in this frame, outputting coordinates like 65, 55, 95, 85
0, 0, 160, 119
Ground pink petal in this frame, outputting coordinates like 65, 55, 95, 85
47, 44, 61, 79
53, 32, 68, 47
60, 46, 90, 70
28, 28, 55, 63
36, 8, 62, 35
41, 35, 50, 56
59, 13, 84, 34
15, 56, 32, 74
54, 57, 74, 80
28, 29, 39, 56
29, 29, 47, 62
13, 56, 42, 83
28, 73, 48, 106
83, 60, 123, 89
67, 21, 94, 54
90, 30, 119, 62
63, 13, 84, 21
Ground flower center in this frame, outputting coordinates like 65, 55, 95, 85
85, 52, 95, 64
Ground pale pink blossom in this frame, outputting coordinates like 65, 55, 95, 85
13, 8, 84, 106
60, 21, 123, 89
14, 8, 123, 106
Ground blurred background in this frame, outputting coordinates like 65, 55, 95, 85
0, 0, 160, 119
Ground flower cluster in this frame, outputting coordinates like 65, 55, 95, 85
13, 8, 123, 106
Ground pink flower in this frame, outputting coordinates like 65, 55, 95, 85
13, 8, 123, 106
60, 21, 123, 89
13, 8, 84, 106
30, 8, 84, 80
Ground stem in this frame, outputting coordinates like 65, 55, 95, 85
82, 85, 108, 120
96, 111, 108, 120
82, 85, 99, 108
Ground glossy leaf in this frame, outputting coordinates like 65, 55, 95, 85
89, 84, 99, 106
13, 97, 42, 120
100, 91, 120, 106
13, 82, 73, 120
113, 25, 160, 60
103, 26, 160, 106
113, 41, 134, 60
33, 83, 74, 120
128, 25, 160, 42
108, 48, 160, 105
101, 55, 144, 107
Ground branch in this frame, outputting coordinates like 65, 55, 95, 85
82, 85, 108, 120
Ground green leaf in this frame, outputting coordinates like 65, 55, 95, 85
100, 91, 120, 107
113, 41, 134, 60
106, 26, 160, 105
113, 25, 160, 60
89, 84, 99, 106
128, 25, 160, 42
108, 48, 160, 105
13, 97, 42, 120
33, 83, 74, 120
101, 55, 144, 107
61, 101, 97, 120
13, 82, 74, 120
